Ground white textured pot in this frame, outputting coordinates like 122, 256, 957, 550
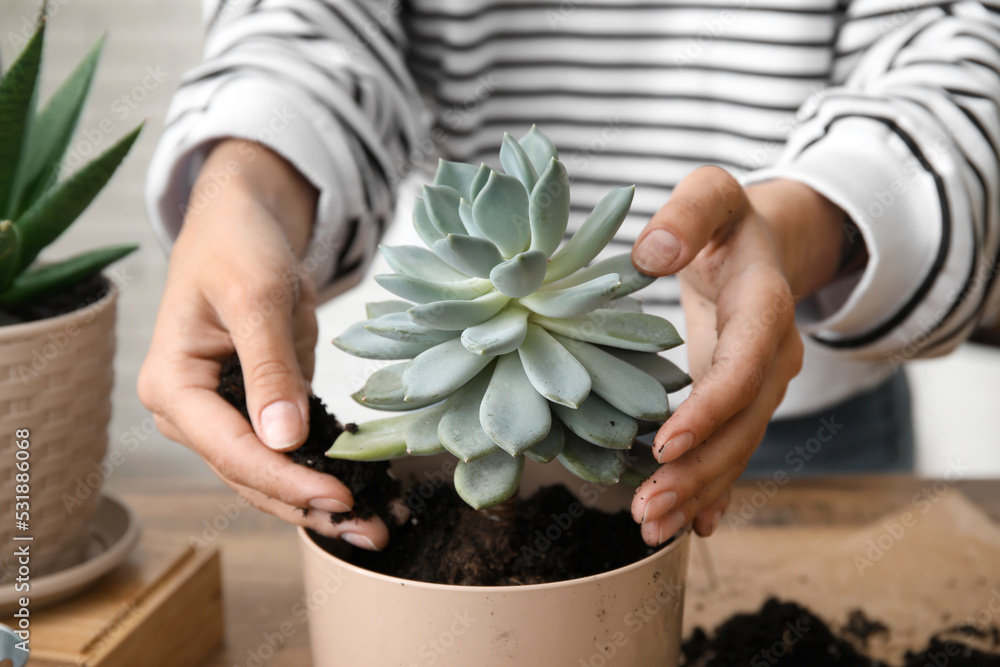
0, 280, 117, 579
299, 455, 690, 667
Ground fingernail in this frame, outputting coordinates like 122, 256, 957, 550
341, 532, 379, 551
657, 511, 687, 545
260, 401, 304, 449
707, 509, 723, 536
310, 498, 352, 514
656, 432, 695, 463
634, 229, 681, 274
641, 491, 678, 524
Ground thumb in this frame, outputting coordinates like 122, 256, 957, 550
227, 290, 311, 452
632, 165, 748, 276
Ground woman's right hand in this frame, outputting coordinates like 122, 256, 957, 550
138, 139, 390, 550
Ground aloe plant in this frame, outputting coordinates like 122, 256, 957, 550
0, 15, 141, 309
330, 127, 691, 510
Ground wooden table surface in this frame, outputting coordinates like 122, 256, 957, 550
107, 476, 1000, 667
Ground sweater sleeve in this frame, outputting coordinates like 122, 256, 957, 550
145, 0, 429, 300
744, 1, 1000, 364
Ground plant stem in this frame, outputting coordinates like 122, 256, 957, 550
479, 495, 519, 531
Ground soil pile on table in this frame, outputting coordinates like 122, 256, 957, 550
682, 598, 1000, 667
216, 355, 400, 526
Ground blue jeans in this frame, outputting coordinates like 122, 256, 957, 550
743, 371, 915, 479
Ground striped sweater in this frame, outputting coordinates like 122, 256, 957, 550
146, 0, 1000, 417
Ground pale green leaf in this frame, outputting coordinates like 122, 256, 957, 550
380, 244, 470, 282
327, 412, 428, 461
351, 362, 446, 411
525, 420, 564, 463
365, 300, 413, 319
481, 352, 551, 456
374, 273, 492, 304
422, 184, 466, 237
555, 335, 670, 420
432, 233, 503, 279
472, 171, 531, 258
408, 291, 510, 330
544, 185, 634, 283
333, 320, 438, 359
532, 310, 683, 352
528, 158, 570, 256
520, 273, 621, 318
405, 399, 456, 455
518, 125, 559, 174
365, 311, 459, 344
544, 253, 654, 298
469, 163, 491, 201
517, 323, 591, 408
461, 304, 528, 355
454, 448, 524, 509
552, 393, 637, 449
489, 249, 547, 298
557, 431, 627, 485
433, 159, 479, 199
438, 369, 500, 462
499, 132, 538, 193
402, 337, 494, 402
412, 197, 443, 247
604, 348, 692, 392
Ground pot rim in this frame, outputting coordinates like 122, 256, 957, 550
0, 275, 116, 338
298, 523, 690, 593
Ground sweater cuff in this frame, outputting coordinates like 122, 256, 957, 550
145, 77, 362, 288
743, 116, 945, 349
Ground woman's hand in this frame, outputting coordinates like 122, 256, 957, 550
138, 139, 390, 551
629, 166, 856, 545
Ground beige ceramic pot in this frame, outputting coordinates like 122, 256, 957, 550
299, 454, 691, 667
0, 279, 118, 579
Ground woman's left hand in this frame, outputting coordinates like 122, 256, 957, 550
628, 166, 855, 545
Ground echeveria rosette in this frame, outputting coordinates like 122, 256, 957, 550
330, 127, 692, 510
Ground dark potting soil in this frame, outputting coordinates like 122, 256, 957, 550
215, 355, 400, 527
218, 354, 662, 586
330, 483, 662, 586
681, 598, 1000, 667
0, 272, 108, 325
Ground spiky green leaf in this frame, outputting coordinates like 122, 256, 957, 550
517, 324, 591, 408
481, 352, 551, 456
0, 220, 22, 292
0, 242, 136, 306
15, 125, 142, 273
454, 448, 524, 509
545, 185, 634, 283
18, 35, 104, 216
0, 22, 44, 218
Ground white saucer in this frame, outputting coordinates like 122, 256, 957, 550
0, 494, 140, 614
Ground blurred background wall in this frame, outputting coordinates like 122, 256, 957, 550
1, 0, 997, 486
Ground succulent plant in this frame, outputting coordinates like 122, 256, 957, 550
330, 127, 691, 509
0, 16, 141, 309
